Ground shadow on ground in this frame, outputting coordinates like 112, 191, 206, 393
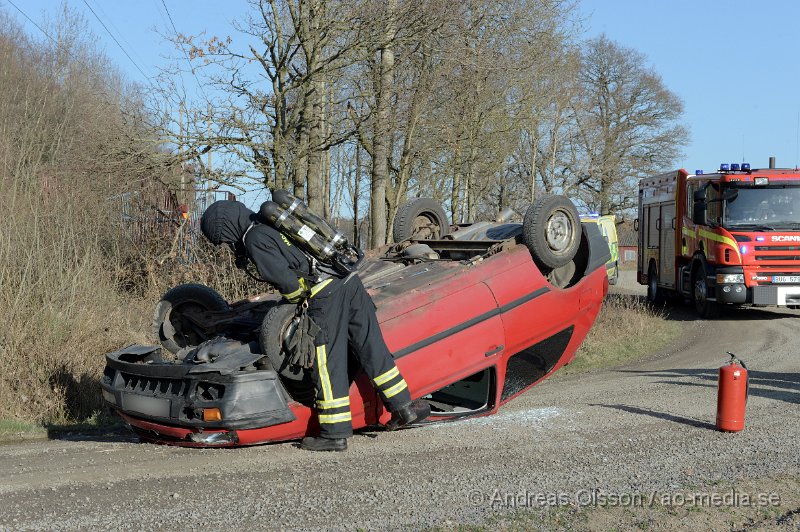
616, 367, 799, 405
640, 296, 793, 322
590, 403, 716, 430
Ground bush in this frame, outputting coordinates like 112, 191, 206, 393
0, 8, 239, 424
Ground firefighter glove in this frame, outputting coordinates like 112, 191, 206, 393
286, 307, 320, 368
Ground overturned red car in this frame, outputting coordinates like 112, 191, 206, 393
101, 195, 609, 446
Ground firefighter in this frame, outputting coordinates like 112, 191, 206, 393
200, 200, 429, 451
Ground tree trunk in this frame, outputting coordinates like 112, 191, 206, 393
305, 78, 324, 213
354, 142, 360, 247
370, 0, 396, 248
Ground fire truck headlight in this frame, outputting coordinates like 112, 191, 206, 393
716, 273, 744, 284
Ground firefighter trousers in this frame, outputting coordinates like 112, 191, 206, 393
307, 275, 412, 439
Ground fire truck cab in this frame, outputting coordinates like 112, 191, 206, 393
638, 163, 800, 317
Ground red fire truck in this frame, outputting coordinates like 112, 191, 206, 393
638, 162, 800, 317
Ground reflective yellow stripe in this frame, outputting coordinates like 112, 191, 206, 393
681, 227, 740, 260
374, 366, 399, 387
310, 278, 333, 298
382, 379, 408, 399
697, 229, 738, 249
282, 280, 305, 301
317, 397, 350, 409
280, 233, 292, 246
319, 412, 352, 424
316, 345, 333, 401
697, 229, 741, 260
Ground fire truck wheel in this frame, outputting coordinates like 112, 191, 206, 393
692, 266, 721, 319
523, 195, 581, 272
646, 263, 665, 306
153, 284, 230, 354
393, 198, 451, 242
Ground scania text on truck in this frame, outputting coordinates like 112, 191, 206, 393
638, 162, 800, 317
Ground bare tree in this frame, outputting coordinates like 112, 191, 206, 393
568, 36, 688, 214
368, 0, 396, 247
159, 0, 364, 210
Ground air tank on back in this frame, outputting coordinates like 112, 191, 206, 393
259, 201, 337, 259
259, 190, 363, 274
271, 190, 346, 250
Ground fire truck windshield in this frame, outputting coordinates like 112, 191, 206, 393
723, 186, 800, 229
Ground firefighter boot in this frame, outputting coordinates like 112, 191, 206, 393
300, 436, 348, 452
386, 400, 431, 431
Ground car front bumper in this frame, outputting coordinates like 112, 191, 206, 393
101, 344, 297, 439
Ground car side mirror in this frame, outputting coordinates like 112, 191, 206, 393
692, 199, 706, 225
692, 189, 707, 225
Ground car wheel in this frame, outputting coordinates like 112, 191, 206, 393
153, 284, 229, 354
646, 263, 665, 306
693, 266, 721, 319
392, 198, 450, 242
259, 304, 309, 382
259, 304, 316, 404
523, 195, 581, 272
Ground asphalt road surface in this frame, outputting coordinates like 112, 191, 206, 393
1, 297, 798, 530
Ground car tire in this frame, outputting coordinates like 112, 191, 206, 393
523, 195, 581, 272
259, 303, 316, 404
392, 198, 450, 242
153, 284, 230, 354
259, 303, 309, 382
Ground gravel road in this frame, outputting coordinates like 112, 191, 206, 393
1, 299, 798, 530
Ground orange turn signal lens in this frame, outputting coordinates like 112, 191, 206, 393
203, 408, 222, 421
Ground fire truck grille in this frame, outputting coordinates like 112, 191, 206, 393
755, 245, 800, 251
754, 255, 800, 261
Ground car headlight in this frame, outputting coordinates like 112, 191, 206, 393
716, 273, 744, 284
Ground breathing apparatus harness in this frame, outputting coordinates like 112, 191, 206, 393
235, 191, 364, 370
233, 190, 362, 288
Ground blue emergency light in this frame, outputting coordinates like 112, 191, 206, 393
741, 163, 751, 171
720, 163, 730, 171
740, 245, 748, 254
695, 170, 704, 175
731, 163, 740, 171
756, 236, 765, 242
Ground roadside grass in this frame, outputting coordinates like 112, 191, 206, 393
0, 419, 46, 441
565, 294, 681, 374
0, 412, 126, 443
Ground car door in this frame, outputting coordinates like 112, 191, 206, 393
378, 279, 505, 400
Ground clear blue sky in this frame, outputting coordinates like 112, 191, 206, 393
7, 0, 800, 183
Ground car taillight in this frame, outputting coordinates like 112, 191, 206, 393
203, 408, 223, 421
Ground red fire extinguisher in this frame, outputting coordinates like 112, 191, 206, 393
716, 351, 748, 432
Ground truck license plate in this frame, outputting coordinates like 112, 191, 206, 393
772, 276, 800, 283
